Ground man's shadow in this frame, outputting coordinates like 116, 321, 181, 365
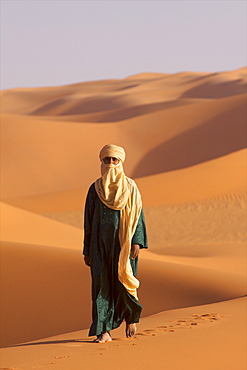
6, 339, 93, 348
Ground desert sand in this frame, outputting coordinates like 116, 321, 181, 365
0, 67, 246, 369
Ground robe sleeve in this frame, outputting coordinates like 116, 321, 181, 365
83, 183, 95, 256
131, 209, 148, 249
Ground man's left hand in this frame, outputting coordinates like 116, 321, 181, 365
130, 244, 140, 259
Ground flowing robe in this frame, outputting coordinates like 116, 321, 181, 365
83, 183, 148, 336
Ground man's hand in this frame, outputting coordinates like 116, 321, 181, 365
84, 255, 90, 267
130, 244, 140, 259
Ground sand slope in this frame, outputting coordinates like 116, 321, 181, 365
2, 149, 246, 214
0, 201, 82, 249
0, 298, 246, 370
1, 239, 245, 348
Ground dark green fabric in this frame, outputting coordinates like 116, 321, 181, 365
83, 182, 148, 336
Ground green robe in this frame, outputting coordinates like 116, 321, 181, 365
83, 182, 148, 336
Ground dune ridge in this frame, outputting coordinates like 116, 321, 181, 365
1, 67, 246, 116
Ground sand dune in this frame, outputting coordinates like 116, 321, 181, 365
2, 149, 245, 214
0, 202, 82, 249
0, 241, 91, 347
137, 149, 247, 205
1, 190, 246, 347
1, 239, 245, 348
0, 68, 246, 368
1, 93, 246, 198
1, 297, 246, 370
1, 67, 246, 115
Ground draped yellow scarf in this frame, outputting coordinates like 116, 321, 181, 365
94, 145, 142, 300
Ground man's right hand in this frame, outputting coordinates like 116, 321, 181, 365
84, 255, 90, 267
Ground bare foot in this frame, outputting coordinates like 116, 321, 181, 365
126, 323, 136, 338
93, 332, 112, 343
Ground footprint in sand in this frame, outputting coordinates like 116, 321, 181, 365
98, 347, 109, 351
170, 313, 226, 329
135, 331, 158, 337
192, 313, 227, 323
135, 331, 155, 336
135, 313, 227, 337
143, 329, 156, 335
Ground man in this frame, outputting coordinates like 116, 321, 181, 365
83, 144, 148, 343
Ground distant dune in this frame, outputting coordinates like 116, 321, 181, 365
0, 68, 246, 369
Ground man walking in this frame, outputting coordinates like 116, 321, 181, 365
83, 144, 148, 343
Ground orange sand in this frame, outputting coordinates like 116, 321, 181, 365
0, 67, 246, 369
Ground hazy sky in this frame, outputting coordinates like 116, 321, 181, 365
1, 0, 246, 90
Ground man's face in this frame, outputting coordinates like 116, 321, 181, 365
103, 157, 120, 165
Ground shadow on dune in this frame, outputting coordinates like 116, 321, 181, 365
31, 95, 128, 115
131, 99, 247, 178
90, 100, 192, 123
30, 97, 192, 120
181, 79, 246, 99
6, 339, 92, 348
115, 83, 140, 91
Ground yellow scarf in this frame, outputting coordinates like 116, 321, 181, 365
95, 146, 142, 300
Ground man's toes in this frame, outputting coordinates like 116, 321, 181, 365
93, 332, 112, 343
126, 323, 136, 338
93, 335, 103, 343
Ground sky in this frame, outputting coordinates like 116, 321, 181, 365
1, 0, 246, 90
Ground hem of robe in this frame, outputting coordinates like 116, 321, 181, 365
88, 288, 142, 337
88, 317, 141, 337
